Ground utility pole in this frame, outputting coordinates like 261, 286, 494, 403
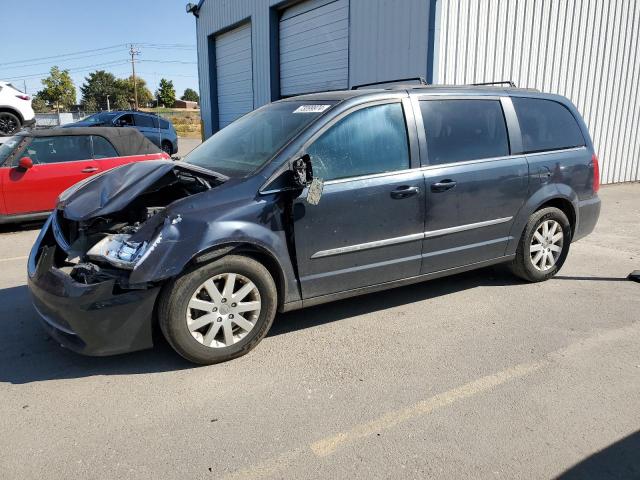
129, 44, 140, 110
106, 95, 111, 112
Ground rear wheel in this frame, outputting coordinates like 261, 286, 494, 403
0, 112, 21, 135
510, 207, 572, 282
158, 255, 277, 364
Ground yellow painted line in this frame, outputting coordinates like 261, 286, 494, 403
0, 255, 28, 263
222, 322, 640, 479
223, 360, 544, 480
223, 447, 308, 480
310, 361, 543, 457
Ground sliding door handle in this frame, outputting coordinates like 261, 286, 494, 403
431, 179, 457, 192
390, 186, 419, 199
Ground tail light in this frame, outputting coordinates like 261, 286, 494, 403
15, 94, 30, 101
592, 153, 600, 193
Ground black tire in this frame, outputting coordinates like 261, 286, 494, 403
161, 141, 172, 155
158, 255, 277, 365
0, 111, 21, 135
509, 207, 572, 282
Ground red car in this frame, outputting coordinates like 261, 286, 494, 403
0, 127, 169, 223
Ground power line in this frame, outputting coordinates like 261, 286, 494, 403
0, 44, 127, 67
0, 43, 196, 69
2, 60, 130, 81
136, 71, 199, 78
139, 60, 198, 65
138, 43, 197, 49
0, 50, 125, 71
1, 58, 197, 78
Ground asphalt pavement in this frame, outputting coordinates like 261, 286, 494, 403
0, 183, 638, 479
177, 137, 201, 157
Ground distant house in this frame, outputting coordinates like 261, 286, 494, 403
173, 99, 199, 109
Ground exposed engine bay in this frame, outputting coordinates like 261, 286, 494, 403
49, 164, 225, 286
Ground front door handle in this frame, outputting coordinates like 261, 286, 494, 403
431, 179, 457, 192
81, 166, 99, 173
390, 186, 420, 199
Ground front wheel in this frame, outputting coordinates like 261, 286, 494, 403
158, 255, 277, 364
161, 141, 173, 155
510, 207, 572, 282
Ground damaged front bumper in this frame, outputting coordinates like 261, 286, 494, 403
27, 216, 161, 356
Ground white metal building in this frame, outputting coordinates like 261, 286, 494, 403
193, 0, 640, 184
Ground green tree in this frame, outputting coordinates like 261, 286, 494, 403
156, 78, 176, 107
119, 76, 153, 108
181, 88, 199, 103
36, 66, 76, 112
80, 71, 153, 110
30, 93, 50, 113
80, 70, 125, 111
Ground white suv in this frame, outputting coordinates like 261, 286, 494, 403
0, 81, 35, 135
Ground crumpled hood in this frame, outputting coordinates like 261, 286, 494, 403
57, 160, 226, 221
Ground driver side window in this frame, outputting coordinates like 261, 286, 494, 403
306, 103, 410, 181
116, 114, 134, 127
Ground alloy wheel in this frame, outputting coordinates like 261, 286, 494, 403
530, 219, 564, 271
0, 114, 18, 135
186, 272, 262, 348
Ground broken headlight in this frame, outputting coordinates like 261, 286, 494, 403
87, 233, 161, 270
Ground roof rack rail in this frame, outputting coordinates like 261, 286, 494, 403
351, 77, 428, 90
470, 81, 517, 88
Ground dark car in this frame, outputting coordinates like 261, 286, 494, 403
66, 110, 178, 155
28, 82, 601, 364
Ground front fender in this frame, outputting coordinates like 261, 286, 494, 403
129, 216, 301, 305
505, 183, 579, 256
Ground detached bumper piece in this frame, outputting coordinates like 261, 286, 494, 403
629, 271, 640, 283
28, 221, 160, 356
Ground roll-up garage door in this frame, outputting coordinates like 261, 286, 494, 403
279, 0, 349, 97
215, 23, 253, 130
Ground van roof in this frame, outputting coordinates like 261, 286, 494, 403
284, 84, 541, 102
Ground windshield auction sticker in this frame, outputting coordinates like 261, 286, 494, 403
293, 105, 331, 113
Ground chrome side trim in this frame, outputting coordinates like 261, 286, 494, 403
311, 217, 513, 258
310, 232, 424, 259
422, 237, 512, 257
300, 255, 516, 309
423, 216, 513, 239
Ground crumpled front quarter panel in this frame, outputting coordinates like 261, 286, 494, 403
129, 182, 300, 304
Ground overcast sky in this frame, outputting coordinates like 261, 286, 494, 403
0, 0, 200, 101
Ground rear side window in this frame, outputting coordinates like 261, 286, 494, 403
134, 114, 155, 128
92, 136, 119, 159
159, 118, 170, 130
512, 97, 585, 153
306, 103, 410, 181
420, 100, 509, 165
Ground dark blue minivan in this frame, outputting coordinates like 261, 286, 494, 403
29, 83, 600, 364
66, 110, 178, 154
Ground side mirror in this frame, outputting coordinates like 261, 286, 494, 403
17, 157, 33, 170
290, 154, 323, 205
291, 154, 313, 188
